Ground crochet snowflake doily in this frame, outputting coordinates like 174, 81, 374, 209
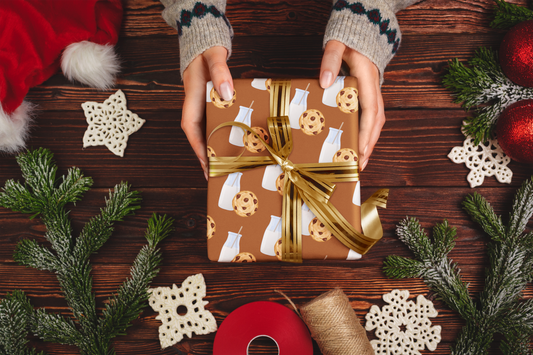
149, 274, 217, 349
448, 135, 512, 188
81, 89, 145, 157
365, 289, 441, 354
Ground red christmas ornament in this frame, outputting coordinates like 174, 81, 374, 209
499, 20, 533, 87
497, 100, 533, 163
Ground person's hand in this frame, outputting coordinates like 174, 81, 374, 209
319, 40, 385, 171
182, 46, 233, 180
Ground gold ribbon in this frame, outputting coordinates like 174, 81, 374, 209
209, 80, 388, 262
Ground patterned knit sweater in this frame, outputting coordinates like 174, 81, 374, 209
160, 0, 422, 83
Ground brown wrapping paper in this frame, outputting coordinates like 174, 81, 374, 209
206, 77, 363, 262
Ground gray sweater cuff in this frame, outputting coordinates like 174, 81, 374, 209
161, 1, 233, 77
324, 0, 402, 84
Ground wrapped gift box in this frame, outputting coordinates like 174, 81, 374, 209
206, 77, 365, 262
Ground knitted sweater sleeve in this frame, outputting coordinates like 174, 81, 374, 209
160, 0, 233, 77
324, 0, 422, 83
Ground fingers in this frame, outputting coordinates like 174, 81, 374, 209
346, 51, 385, 171
203, 46, 233, 101
320, 40, 346, 89
182, 46, 232, 180
358, 81, 385, 171
355, 73, 385, 171
182, 54, 211, 179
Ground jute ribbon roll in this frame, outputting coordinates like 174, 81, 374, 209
300, 288, 374, 355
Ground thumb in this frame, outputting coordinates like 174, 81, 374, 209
203, 46, 234, 101
320, 40, 346, 89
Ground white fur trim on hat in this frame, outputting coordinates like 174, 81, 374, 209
61, 41, 120, 89
0, 101, 33, 153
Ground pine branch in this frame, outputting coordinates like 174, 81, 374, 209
0, 179, 40, 215
100, 214, 174, 339
0, 291, 46, 355
508, 177, 533, 239
394, 219, 476, 320
0, 149, 173, 354
41, 208, 74, 258
144, 213, 175, 247
386, 178, 533, 353
499, 298, 533, 334
395, 217, 433, 260
74, 182, 141, 260
480, 242, 529, 318
53, 167, 92, 208
431, 220, 457, 258
463, 192, 506, 241
383, 255, 426, 279
442, 48, 533, 144
499, 329, 532, 355
16, 147, 57, 201
13, 239, 58, 272
491, 0, 533, 29
0, 149, 92, 257
56, 259, 98, 331
450, 319, 495, 355
31, 309, 83, 347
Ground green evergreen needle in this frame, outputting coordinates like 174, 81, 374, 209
0, 148, 174, 355
385, 177, 533, 353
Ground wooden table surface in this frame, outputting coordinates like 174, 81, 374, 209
2, 0, 533, 354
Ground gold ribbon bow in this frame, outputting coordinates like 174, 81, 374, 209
209, 80, 388, 262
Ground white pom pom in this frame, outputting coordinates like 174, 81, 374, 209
0, 101, 34, 153
61, 41, 120, 89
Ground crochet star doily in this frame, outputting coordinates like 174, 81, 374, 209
82, 89, 145, 157
448, 135, 512, 188
365, 289, 441, 354
149, 274, 217, 349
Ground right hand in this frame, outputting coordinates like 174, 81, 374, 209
319, 40, 386, 171
182, 46, 233, 180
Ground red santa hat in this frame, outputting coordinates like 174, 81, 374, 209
0, 0, 123, 153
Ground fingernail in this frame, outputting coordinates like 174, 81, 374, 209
320, 71, 333, 88
361, 159, 368, 171
363, 145, 368, 157
204, 169, 209, 181
219, 81, 233, 101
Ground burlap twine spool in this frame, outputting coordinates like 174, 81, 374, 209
299, 288, 374, 355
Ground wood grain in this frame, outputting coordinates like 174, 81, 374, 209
121, 0, 529, 37
1, 0, 532, 354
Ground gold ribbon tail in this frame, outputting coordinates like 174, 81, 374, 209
360, 188, 389, 247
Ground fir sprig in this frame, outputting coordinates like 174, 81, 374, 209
0, 148, 174, 355
0, 291, 46, 355
384, 177, 533, 354
442, 48, 533, 144
491, 0, 533, 29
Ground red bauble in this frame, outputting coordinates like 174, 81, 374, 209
497, 100, 533, 163
499, 20, 533, 87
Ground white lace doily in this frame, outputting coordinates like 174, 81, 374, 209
448, 136, 512, 188
149, 274, 217, 349
82, 89, 145, 157
365, 289, 441, 354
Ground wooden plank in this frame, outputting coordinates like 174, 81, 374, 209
6, 261, 529, 353
1, 107, 531, 188
23, 32, 505, 113
0, 186, 525, 265
1, 0, 532, 353
121, 0, 528, 37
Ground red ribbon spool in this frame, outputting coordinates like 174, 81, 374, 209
213, 301, 313, 354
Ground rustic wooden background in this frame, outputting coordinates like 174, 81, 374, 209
1, 0, 533, 353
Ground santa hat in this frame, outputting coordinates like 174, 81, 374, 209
0, 0, 123, 153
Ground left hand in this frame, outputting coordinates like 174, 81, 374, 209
319, 40, 385, 171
